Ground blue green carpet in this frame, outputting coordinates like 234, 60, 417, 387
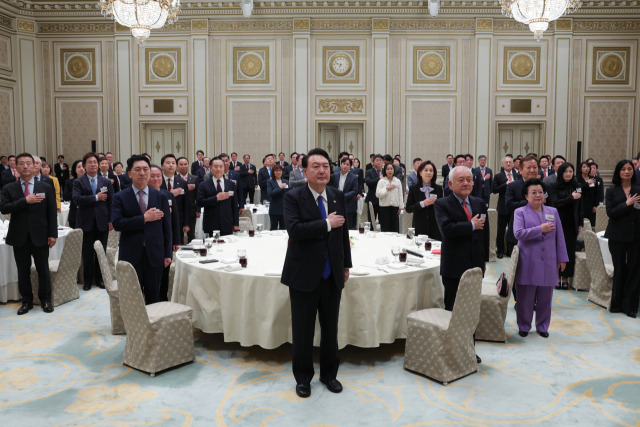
1, 258, 639, 426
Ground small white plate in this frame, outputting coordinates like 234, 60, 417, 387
350, 268, 370, 276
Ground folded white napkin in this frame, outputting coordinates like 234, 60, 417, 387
365, 231, 376, 238
270, 230, 284, 236
223, 263, 243, 272
349, 268, 370, 276
190, 239, 203, 245
407, 255, 424, 264
387, 263, 408, 270
225, 235, 239, 243
375, 256, 391, 265
178, 251, 196, 258
264, 269, 282, 276
219, 257, 237, 264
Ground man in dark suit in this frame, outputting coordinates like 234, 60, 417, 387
118, 164, 132, 191
177, 156, 200, 242
281, 147, 352, 398
105, 152, 115, 173
491, 155, 520, 258
220, 153, 245, 210
197, 157, 239, 236
0, 153, 58, 315
538, 155, 553, 179
73, 152, 114, 291
160, 154, 191, 244
258, 154, 276, 203
277, 152, 289, 167
365, 154, 374, 171
441, 154, 454, 180
475, 155, 493, 205
54, 155, 70, 194
239, 154, 257, 203
348, 154, 365, 194
32, 156, 54, 189
195, 157, 212, 182
364, 154, 384, 223
283, 152, 298, 180
0, 155, 8, 170
443, 155, 467, 196
330, 157, 359, 229
191, 150, 205, 175
1, 155, 19, 188
112, 155, 172, 304
230, 152, 242, 172
505, 155, 539, 256
435, 165, 488, 312
99, 157, 120, 193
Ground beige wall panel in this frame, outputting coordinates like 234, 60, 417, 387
0, 33, 12, 71
227, 97, 275, 159
406, 98, 455, 165
0, 87, 15, 154
584, 98, 634, 171
56, 99, 102, 165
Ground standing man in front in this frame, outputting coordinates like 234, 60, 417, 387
0, 153, 57, 314
282, 148, 352, 398
364, 154, 384, 223
111, 155, 172, 304
258, 153, 275, 203
73, 152, 113, 291
177, 156, 200, 243
492, 155, 520, 258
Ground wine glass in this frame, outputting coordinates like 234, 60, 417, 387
256, 223, 264, 236
213, 230, 221, 251
264, 201, 270, 209
391, 245, 401, 263
204, 238, 213, 257
364, 222, 371, 233
407, 227, 415, 240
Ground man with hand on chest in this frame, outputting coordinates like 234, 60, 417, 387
161, 154, 191, 244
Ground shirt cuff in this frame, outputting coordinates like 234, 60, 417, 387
420, 200, 425, 208
471, 222, 475, 231
326, 219, 331, 232
95, 195, 99, 202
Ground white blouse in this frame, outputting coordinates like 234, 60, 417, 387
375, 176, 404, 208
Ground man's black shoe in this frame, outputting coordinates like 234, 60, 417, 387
476, 354, 482, 364
42, 301, 54, 313
497, 252, 504, 259
96, 281, 105, 289
319, 377, 343, 393
295, 384, 311, 398
17, 302, 33, 315
83, 284, 91, 291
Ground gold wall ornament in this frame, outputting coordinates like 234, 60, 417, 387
390, 19, 475, 31
322, 46, 359, 84
145, 48, 181, 85
555, 19, 572, 31
413, 46, 450, 84
373, 19, 389, 30
493, 19, 531, 31
17, 20, 34, 32
191, 20, 208, 31
592, 47, 630, 85
39, 23, 115, 34
311, 20, 372, 31
293, 18, 310, 30
503, 47, 540, 84
318, 98, 364, 114
476, 19, 493, 31
573, 20, 640, 32
0, 14, 12, 30
233, 47, 269, 84
503, 141, 509, 153
60, 49, 96, 86
210, 20, 292, 32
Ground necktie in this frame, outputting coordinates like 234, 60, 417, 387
462, 200, 472, 221
267, 168, 271, 178
23, 181, 30, 196
217, 179, 222, 193
167, 178, 172, 191
13, 170, 18, 178
34, 176, 39, 182
90, 177, 97, 195
138, 190, 146, 213
507, 172, 512, 183
317, 195, 331, 279
481, 167, 485, 178
544, 169, 548, 178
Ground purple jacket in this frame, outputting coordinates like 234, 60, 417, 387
513, 204, 569, 287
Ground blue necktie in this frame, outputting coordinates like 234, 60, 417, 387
90, 177, 97, 195
317, 195, 331, 280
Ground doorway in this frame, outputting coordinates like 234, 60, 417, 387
142, 123, 187, 165
496, 123, 544, 164
317, 123, 364, 163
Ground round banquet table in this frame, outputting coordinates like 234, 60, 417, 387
172, 231, 444, 349
0, 227, 71, 302
58, 203, 70, 227
195, 205, 272, 239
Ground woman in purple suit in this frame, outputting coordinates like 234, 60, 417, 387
513, 178, 569, 338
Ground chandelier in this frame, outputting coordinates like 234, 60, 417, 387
501, 0, 581, 40
100, 0, 181, 42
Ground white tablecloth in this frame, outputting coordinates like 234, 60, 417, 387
58, 203, 70, 227
172, 231, 444, 349
0, 228, 70, 302
596, 231, 612, 265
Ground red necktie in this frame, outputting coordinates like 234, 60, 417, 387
544, 169, 547, 178
23, 181, 30, 196
138, 190, 146, 213
167, 178, 172, 191
481, 168, 485, 178
507, 172, 513, 183
462, 200, 472, 221
217, 179, 222, 193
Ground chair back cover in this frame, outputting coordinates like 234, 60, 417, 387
116, 261, 151, 330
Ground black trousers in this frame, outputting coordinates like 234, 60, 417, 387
441, 276, 461, 311
289, 276, 342, 386
130, 248, 163, 304
609, 239, 640, 315
244, 187, 255, 204
496, 212, 509, 254
82, 229, 108, 286
270, 214, 285, 231
346, 212, 357, 230
14, 235, 51, 304
378, 205, 399, 233
187, 214, 197, 243
160, 264, 171, 302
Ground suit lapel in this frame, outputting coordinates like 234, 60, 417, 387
302, 186, 322, 219
327, 188, 338, 214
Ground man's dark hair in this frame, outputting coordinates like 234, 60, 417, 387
551, 155, 566, 166
340, 157, 353, 167
127, 154, 151, 170
149, 164, 162, 173
290, 152, 298, 159
57, 155, 64, 160
383, 154, 393, 162
177, 156, 188, 163
218, 153, 229, 160
446, 154, 453, 159
454, 154, 466, 164
278, 152, 285, 156
82, 152, 99, 166
465, 153, 474, 160
338, 151, 349, 160
413, 157, 422, 163
15, 153, 34, 164
302, 148, 330, 168
161, 153, 177, 165
196, 150, 205, 156
521, 154, 539, 167
373, 154, 383, 161
370, 154, 375, 159
478, 155, 487, 160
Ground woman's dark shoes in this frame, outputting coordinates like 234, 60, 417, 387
518, 331, 528, 337
561, 281, 569, 290
17, 302, 33, 315
555, 282, 562, 290
475, 354, 482, 364
41, 301, 54, 313
627, 312, 637, 319
319, 377, 343, 393
538, 331, 549, 338
295, 384, 311, 398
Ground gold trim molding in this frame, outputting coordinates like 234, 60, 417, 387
476, 18, 493, 31
210, 20, 293, 32
191, 20, 208, 31
38, 23, 114, 34
318, 98, 364, 114
293, 18, 310, 30
573, 21, 640, 31
556, 19, 572, 31
390, 19, 475, 31
0, 14, 11, 30
312, 20, 371, 31
373, 19, 389, 30
17, 20, 35, 32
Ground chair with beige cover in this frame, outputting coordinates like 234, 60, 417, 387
239, 216, 253, 232
94, 241, 125, 335
571, 219, 592, 291
488, 209, 498, 262
476, 245, 519, 342
594, 205, 608, 233
30, 229, 82, 307
402, 211, 413, 235
368, 202, 381, 232
404, 267, 483, 385
106, 230, 120, 279
584, 230, 613, 309
489, 193, 498, 211
116, 260, 195, 376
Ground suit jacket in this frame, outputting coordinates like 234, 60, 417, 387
407, 171, 418, 189
475, 166, 493, 202
239, 163, 258, 189
160, 174, 190, 228
604, 185, 640, 242
72, 174, 113, 232
550, 180, 583, 234
0, 179, 58, 247
539, 167, 554, 179
181, 173, 200, 220
364, 167, 383, 206
505, 178, 528, 244
330, 171, 359, 214
98, 171, 120, 193
267, 179, 289, 216
513, 204, 569, 287
196, 167, 212, 183
162, 190, 182, 247
230, 160, 242, 171
405, 183, 443, 240
1, 168, 18, 188
111, 186, 172, 268
191, 160, 203, 176
492, 169, 521, 215
36, 174, 54, 190
636, 169, 640, 184
258, 167, 272, 201
434, 193, 487, 278
64, 178, 78, 224
351, 167, 364, 194
118, 173, 132, 191
54, 162, 70, 182
277, 160, 289, 167
197, 177, 239, 236
441, 163, 453, 179
226, 170, 244, 209
289, 168, 307, 189
281, 185, 352, 291
471, 168, 484, 200
283, 164, 295, 180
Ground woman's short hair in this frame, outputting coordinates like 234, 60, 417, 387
416, 161, 438, 187
612, 159, 636, 185
271, 163, 283, 179
521, 178, 547, 198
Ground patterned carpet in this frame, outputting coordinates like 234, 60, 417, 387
1, 258, 639, 426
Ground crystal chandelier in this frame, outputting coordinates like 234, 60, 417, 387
100, 0, 181, 42
501, 0, 581, 40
